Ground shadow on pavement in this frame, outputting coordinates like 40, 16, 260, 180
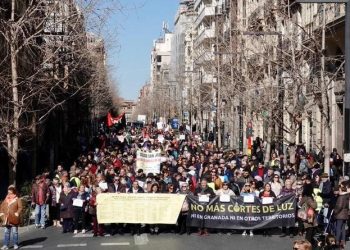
20, 237, 47, 246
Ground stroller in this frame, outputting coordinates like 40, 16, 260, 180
313, 209, 336, 248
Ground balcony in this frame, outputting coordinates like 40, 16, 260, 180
194, 27, 215, 47
194, 5, 215, 28
194, 50, 215, 65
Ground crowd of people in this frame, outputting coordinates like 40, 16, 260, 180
1, 124, 350, 249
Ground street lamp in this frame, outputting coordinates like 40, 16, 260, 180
296, 0, 350, 174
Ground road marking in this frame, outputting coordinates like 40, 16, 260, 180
100, 242, 130, 246
21, 246, 44, 249
73, 233, 94, 238
73, 233, 111, 238
57, 243, 87, 248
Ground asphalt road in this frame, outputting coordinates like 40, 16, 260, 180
1, 226, 305, 250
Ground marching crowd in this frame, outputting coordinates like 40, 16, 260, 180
1, 124, 350, 250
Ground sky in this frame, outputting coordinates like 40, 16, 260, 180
107, 0, 180, 101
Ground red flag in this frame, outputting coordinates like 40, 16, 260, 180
107, 112, 126, 127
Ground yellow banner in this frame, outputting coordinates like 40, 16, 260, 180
97, 193, 186, 224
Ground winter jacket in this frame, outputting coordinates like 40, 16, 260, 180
333, 193, 350, 220
0, 197, 23, 226
194, 186, 215, 198
59, 191, 75, 219
31, 182, 50, 205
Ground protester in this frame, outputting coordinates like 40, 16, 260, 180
241, 182, 255, 237
194, 179, 215, 236
177, 182, 192, 235
89, 186, 104, 237
73, 184, 89, 234
59, 183, 75, 233
298, 183, 317, 244
31, 175, 50, 229
215, 182, 235, 196
128, 181, 144, 235
0, 186, 22, 250
49, 177, 62, 227
333, 181, 349, 249
149, 183, 160, 235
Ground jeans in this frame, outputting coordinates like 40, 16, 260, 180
3, 226, 18, 247
335, 219, 346, 243
35, 204, 46, 226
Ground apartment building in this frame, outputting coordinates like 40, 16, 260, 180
170, 0, 197, 124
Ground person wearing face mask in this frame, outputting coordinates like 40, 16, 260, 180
0, 186, 22, 250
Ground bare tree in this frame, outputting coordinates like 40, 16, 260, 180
0, 0, 121, 184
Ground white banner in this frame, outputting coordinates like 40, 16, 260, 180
136, 150, 161, 174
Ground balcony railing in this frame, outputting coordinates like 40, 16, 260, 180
194, 27, 215, 47
194, 5, 215, 28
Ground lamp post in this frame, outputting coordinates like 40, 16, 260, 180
296, 0, 350, 174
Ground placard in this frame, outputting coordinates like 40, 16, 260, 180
97, 193, 186, 224
219, 194, 230, 203
99, 182, 108, 191
262, 197, 274, 204
198, 195, 209, 203
73, 199, 84, 207
243, 195, 254, 203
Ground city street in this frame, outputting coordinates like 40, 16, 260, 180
12, 226, 296, 250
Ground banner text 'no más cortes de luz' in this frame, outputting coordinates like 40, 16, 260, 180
186, 194, 296, 230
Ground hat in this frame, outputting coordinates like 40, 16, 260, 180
320, 173, 329, 178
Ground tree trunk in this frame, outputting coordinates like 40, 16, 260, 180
264, 123, 273, 165
324, 126, 331, 174
230, 104, 235, 149
289, 121, 297, 165
9, 0, 19, 185
31, 113, 38, 178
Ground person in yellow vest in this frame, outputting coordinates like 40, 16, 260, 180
313, 186, 323, 212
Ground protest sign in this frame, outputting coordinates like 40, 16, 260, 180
187, 194, 296, 230
136, 150, 161, 174
97, 193, 186, 224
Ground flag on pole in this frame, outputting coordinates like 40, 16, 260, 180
107, 112, 126, 128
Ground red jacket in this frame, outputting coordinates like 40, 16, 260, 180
32, 182, 50, 205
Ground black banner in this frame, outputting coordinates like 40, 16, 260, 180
186, 194, 296, 230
